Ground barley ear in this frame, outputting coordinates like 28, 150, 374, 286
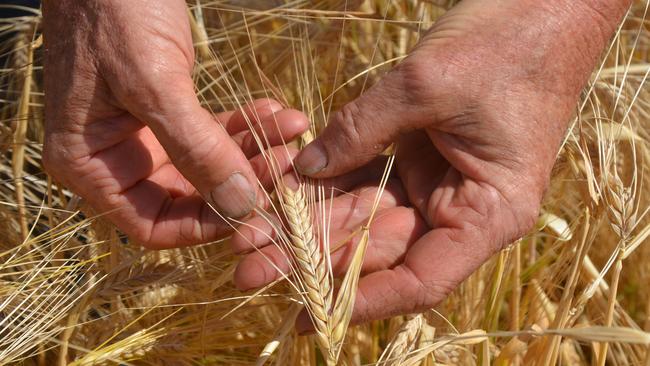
328, 228, 370, 362
377, 314, 424, 366
280, 185, 334, 356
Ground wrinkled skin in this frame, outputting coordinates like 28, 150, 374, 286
232, 0, 631, 328
42, 0, 309, 248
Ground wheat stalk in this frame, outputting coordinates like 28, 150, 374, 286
96, 261, 177, 300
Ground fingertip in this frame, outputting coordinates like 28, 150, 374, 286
230, 226, 256, 255
275, 109, 310, 138
233, 243, 291, 291
250, 145, 299, 190
229, 215, 277, 254
239, 109, 309, 157
255, 98, 284, 112
233, 256, 262, 291
226, 98, 283, 134
281, 172, 300, 191
209, 172, 257, 219
294, 139, 328, 176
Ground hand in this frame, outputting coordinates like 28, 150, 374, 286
232, 0, 630, 324
41, 0, 308, 248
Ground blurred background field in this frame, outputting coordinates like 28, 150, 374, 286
1, 0, 650, 364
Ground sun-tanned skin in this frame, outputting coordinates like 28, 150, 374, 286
232, 0, 633, 329
41, 0, 309, 248
43, 0, 631, 326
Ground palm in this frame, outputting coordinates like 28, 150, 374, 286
233, 129, 529, 323
74, 104, 304, 248
233, 0, 623, 326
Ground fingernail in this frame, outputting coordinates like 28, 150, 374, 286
295, 140, 328, 175
210, 173, 257, 218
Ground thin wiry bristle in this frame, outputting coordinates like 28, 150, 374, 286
0, 0, 650, 364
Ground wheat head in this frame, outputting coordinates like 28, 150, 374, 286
280, 184, 335, 358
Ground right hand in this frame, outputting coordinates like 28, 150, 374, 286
42, 0, 309, 248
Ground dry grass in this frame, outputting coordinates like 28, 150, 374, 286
1, 0, 650, 364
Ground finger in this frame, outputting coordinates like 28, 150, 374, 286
231, 160, 396, 254
283, 155, 393, 192
229, 145, 300, 255
239, 109, 310, 158
233, 181, 425, 288
249, 145, 299, 192
230, 214, 279, 255
79, 127, 169, 194
82, 113, 145, 155
108, 163, 232, 249
146, 163, 196, 197
327, 174, 525, 325
119, 77, 260, 219
234, 204, 425, 292
230, 181, 389, 256
231, 178, 403, 254
295, 226, 488, 332
224, 98, 283, 134
350, 225, 491, 325
293, 68, 423, 178
329, 206, 427, 276
234, 243, 291, 291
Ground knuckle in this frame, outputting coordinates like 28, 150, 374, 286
328, 100, 385, 161
118, 79, 160, 114
398, 54, 452, 106
418, 280, 456, 310
398, 58, 436, 103
354, 284, 374, 323
398, 47, 478, 118
332, 101, 364, 146
117, 67, 194, 118
139, 238, 163, 250
176, 133, 221, 173
125, 222, 158, 250
178, 216, 203, 245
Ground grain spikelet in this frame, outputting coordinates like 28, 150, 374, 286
68, 328, 161, 366
328, 227, 370, 360
377, 314, 424, 365
96, 261, 177, 300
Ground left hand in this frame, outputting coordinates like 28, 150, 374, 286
232, 0, 629, 325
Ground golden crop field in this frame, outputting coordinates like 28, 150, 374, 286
1, 1, 650, 365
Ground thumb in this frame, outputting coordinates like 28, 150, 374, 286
124, 77, 259, 219
294, 69, 417, 178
